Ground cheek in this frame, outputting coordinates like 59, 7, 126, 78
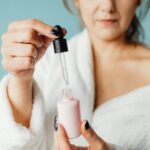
78, 0, 138, 41
118, 4, 137, 33
79, 2, 97, 29
95, 3, 137, 40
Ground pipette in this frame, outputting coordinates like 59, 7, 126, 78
53, 25, 70, 86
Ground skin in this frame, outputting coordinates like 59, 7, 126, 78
1, 0, 150, 149
55, 121, 110, 150
1, 20, 66, 127
55, 0, 150, 149
74, 0, 150, 107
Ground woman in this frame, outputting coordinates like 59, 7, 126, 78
0, 0, 150, 149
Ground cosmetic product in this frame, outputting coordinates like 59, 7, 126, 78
53, 25, 81, 138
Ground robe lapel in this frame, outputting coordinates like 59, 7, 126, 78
73, 29, 95, 122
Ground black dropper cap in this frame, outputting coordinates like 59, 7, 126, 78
53, 25, 68, 53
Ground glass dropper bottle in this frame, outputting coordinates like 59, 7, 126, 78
53, 25, 81, 138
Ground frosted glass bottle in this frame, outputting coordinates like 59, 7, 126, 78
57, 88, 81, 139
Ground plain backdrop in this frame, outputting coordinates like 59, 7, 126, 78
0, 0, 150, 79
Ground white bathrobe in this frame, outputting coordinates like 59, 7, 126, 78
0, 29, 150, 150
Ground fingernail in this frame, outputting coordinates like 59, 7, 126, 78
85, 120, 91, 130
54, 115, 58, 131
62, 28, 67, 35
51, 28, 60, 37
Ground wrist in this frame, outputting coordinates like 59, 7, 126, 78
8, 75, 33, 105
7, 75, 34, 128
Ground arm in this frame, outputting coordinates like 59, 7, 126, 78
7, 77, 33, 128
0, 19, 65, 149
1, 19, 59, 127
0, 74, 45, 149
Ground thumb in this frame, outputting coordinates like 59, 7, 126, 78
81, 120, 105, 146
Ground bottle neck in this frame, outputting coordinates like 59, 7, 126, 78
62, 87, 74, 101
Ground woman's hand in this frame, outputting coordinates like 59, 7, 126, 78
54, 120, 110, 150
0, 19, 66, 127
1, 19, 65, 81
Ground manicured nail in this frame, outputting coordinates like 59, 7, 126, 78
62, 28, 67, 35
85, 120, 91, 130
54, 115, 58, 131
51, 28, 60, 37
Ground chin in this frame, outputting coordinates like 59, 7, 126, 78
97, 33, 120, 41
95, 29, 124, 41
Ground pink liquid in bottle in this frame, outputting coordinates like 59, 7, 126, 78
57, 88, 81, 139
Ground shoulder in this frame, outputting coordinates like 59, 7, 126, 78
134, 44, 150, 64
127, 43, 150, 60
131, 44, 150, 82
126, 42, 150, 63
121, 43, 150, 84
135, 44, 150, 58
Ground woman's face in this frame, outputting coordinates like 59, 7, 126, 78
75, 0, 139, 41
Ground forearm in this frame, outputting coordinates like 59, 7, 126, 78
7, 76, 33, 128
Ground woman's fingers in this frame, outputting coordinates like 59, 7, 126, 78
2, 29, 44, 48
2, 43, 37, 58
70, 144, 87, 150
54, 122, 72, 150
2, 56, 36, 71
81, 120, 108, 149
1, 19, 67, 81
81, 120, 99, 145
54, 116, 88, 150
54, 119, 109, 150
8, 19, 58, 38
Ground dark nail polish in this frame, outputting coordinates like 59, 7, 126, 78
85, 120, 91, 130
62, 28, 67, 34
51, 29, 60, 37
54, 116, 58, 131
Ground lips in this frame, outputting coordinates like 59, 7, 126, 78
97, 19, 118, 26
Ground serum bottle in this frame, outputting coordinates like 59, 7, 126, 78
53, 25, 81, 138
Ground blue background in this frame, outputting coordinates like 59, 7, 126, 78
0, 0, 150, 79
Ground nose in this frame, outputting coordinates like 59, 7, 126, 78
99, 0, 115, 13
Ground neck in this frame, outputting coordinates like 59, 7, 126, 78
90, 33, 130, 61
